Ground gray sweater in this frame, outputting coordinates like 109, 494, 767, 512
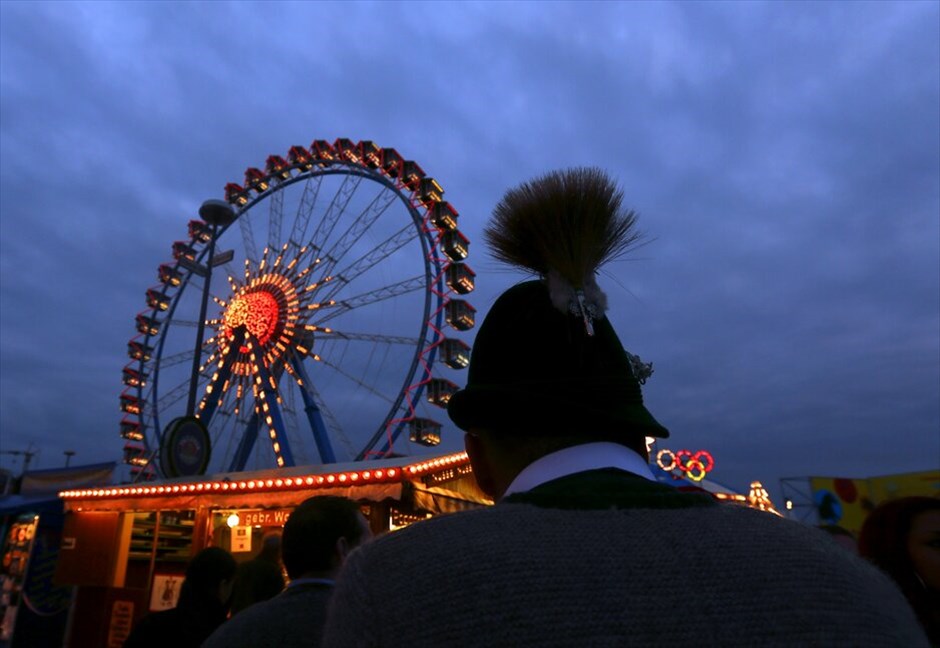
202, 582, 332, 648
323, 469, 927, 647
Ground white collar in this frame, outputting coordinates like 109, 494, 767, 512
501, 442, 654, 500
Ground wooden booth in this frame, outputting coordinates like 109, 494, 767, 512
54, 452, 487, 648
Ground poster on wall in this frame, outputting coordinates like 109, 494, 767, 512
149, 574, 182, 612
231, 526, 252, 553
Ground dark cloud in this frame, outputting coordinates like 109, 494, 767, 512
1, 2, 936, 506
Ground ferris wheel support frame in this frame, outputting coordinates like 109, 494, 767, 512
289, 353, 338, 464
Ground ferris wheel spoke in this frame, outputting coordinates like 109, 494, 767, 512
208, 407, 239, 469
321, 224, 418, 302
309, 354, 395, 405
315, 186, 398, 279
267, 183, 285, 252
239, 211, 259, 266
159, 349, 196, 368
313, 331, 422, 346
288, 174, 323, 251
312, 275, 426, 325
307, 173, 364, 258
156, 370, 209, 413
221, 262, 241, 286
168, 319, 200, 328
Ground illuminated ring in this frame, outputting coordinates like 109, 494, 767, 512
675, 449, 693, 471
656, 449, 677, 472
684, 459, 707, 482
693, 450, 714, 473
121, 139, 475, 478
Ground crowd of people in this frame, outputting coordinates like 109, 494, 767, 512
124, 168, 935, 647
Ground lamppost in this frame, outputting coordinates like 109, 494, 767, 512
158, 199, 235, 479
64, 450, 76, 467
183, 199, 236, 416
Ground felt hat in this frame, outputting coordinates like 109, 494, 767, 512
447, 167, 668, 439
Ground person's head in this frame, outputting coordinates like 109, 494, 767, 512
183, 546, 238, 606
446, 168, 668, 499
281, 496, 371, 580
257, 531, 282, 562
859, 496, 940, 594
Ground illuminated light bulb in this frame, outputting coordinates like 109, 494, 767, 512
375, 470, 384, 479
350, 472, 359, 482
305, 477, 314, 485
227, 513, 240, 528
222, 483, 230, 491
326, 475, 336, 483
283, 478, 292, 486
316, 476, 324, 485
338, 474, 348, 483
276, 457, 284, 467
265, 480, 274, 487
388, 469, 397, 477
212, 483, 221, 490
238, 482, 247, 489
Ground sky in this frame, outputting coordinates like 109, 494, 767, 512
0, 1, 937, 509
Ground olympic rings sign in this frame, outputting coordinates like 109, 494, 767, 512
656, 449, 715, 482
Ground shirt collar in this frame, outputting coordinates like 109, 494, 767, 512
501, 442, 654, 500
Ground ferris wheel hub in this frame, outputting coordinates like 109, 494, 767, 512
224, 290, 280, 347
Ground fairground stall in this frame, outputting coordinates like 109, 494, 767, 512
54, 452, 486, 647
0, 462, 116, 648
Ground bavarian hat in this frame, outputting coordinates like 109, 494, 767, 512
447, 167, 668, 439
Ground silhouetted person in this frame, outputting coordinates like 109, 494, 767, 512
124, 546, 236, 648
229, 532, 285, 615
203, 496, 371, 648
860, 496, 940, 644
322, 168, 928, 646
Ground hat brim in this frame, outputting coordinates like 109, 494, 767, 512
447, 383, 669, 439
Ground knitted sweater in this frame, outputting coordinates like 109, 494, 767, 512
322, 469, 927, 647
202, 582, 333, 648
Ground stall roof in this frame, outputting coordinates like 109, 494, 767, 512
20, 462, 117, 495
58, 452, 472, 503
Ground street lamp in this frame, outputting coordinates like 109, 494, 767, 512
183, 199, 237, 416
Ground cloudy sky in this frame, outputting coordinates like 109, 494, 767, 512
1, 1, 937, 507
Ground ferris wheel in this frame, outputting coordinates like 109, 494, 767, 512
119, 139, 476, 479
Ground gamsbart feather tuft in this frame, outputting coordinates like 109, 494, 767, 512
484, 167, 643, 321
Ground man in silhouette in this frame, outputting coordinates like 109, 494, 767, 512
203, 496, 370, 648
322, 168, 927, 646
